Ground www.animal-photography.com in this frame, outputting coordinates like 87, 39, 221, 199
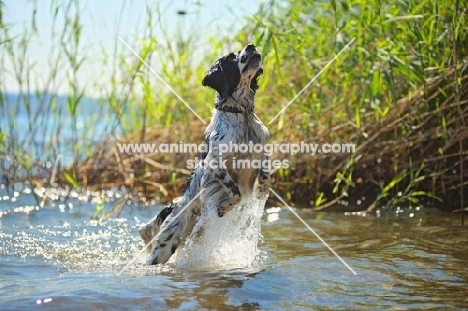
1, 0, 467, 310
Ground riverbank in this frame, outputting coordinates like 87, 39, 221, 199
1, 0, 466, 213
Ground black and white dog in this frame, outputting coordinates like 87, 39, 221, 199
139, 44, 270, 265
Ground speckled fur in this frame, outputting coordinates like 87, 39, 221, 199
139, 44, 270, 265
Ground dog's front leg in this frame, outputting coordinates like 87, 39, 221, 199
203, 145, 241, 217
212, 165, 241, 217
139, 205, 174, 253
147, 203, 198, 265
256, 151, 271, 197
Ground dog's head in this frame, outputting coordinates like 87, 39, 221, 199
202, 44, 263, 103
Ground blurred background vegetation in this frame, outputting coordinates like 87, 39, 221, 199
1, 0, 467, 212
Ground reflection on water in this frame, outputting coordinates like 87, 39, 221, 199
1, 186, 468, 310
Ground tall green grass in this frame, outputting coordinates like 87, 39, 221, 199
0, 0, 466, 212
241, 0, 467, 210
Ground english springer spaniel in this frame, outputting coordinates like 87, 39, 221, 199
139, 43, 270, 265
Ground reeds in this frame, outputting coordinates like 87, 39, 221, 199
1, 0, 466, 212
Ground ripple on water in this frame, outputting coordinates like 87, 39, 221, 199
0, 217, 145, 273
0, 187, 270, 275
1, 187, 468, 310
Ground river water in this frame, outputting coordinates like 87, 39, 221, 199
1, 186, 467, 310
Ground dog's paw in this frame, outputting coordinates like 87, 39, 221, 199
138, 227, 149, 243
217, 194, 241, 217
147, 240, 180, 265
256, 190, 269, 199
231, 194, 241, 205
139, 224, 155, 251
256, 180, 271, 198
256, 189, 269, 199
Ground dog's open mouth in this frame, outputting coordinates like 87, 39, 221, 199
241, 53, 261, 73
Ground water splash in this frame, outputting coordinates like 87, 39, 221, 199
173, 194, 268, 269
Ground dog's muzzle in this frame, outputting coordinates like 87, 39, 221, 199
239, 44, 261, 73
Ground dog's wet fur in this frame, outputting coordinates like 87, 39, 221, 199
139, 44, 270, 265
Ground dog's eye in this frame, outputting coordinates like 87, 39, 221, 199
241, 55, 248, 63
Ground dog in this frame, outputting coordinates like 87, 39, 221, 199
139, 43, 270, 265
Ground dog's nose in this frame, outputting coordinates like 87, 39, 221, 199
245, 43, 256, 51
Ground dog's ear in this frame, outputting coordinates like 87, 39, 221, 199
250, 68, 263, 92
202, 59, 230, 100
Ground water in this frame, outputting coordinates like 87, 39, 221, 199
1, 187, 468, 310
174, 195, 267, 269
0, 93, 119, 176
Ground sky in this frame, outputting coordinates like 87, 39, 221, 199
2, 0, 262, 95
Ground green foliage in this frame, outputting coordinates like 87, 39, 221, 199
0, 0, 466, 210
91, 195, 106, 221
244, 0, 466, 209
63, 171, 78, 188
367, 161, 442, 211
333, 154, 362, 196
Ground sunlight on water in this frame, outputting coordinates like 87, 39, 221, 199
173, 194, 268, 269
2, 188, 468, 309
0, 186, 269, 276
